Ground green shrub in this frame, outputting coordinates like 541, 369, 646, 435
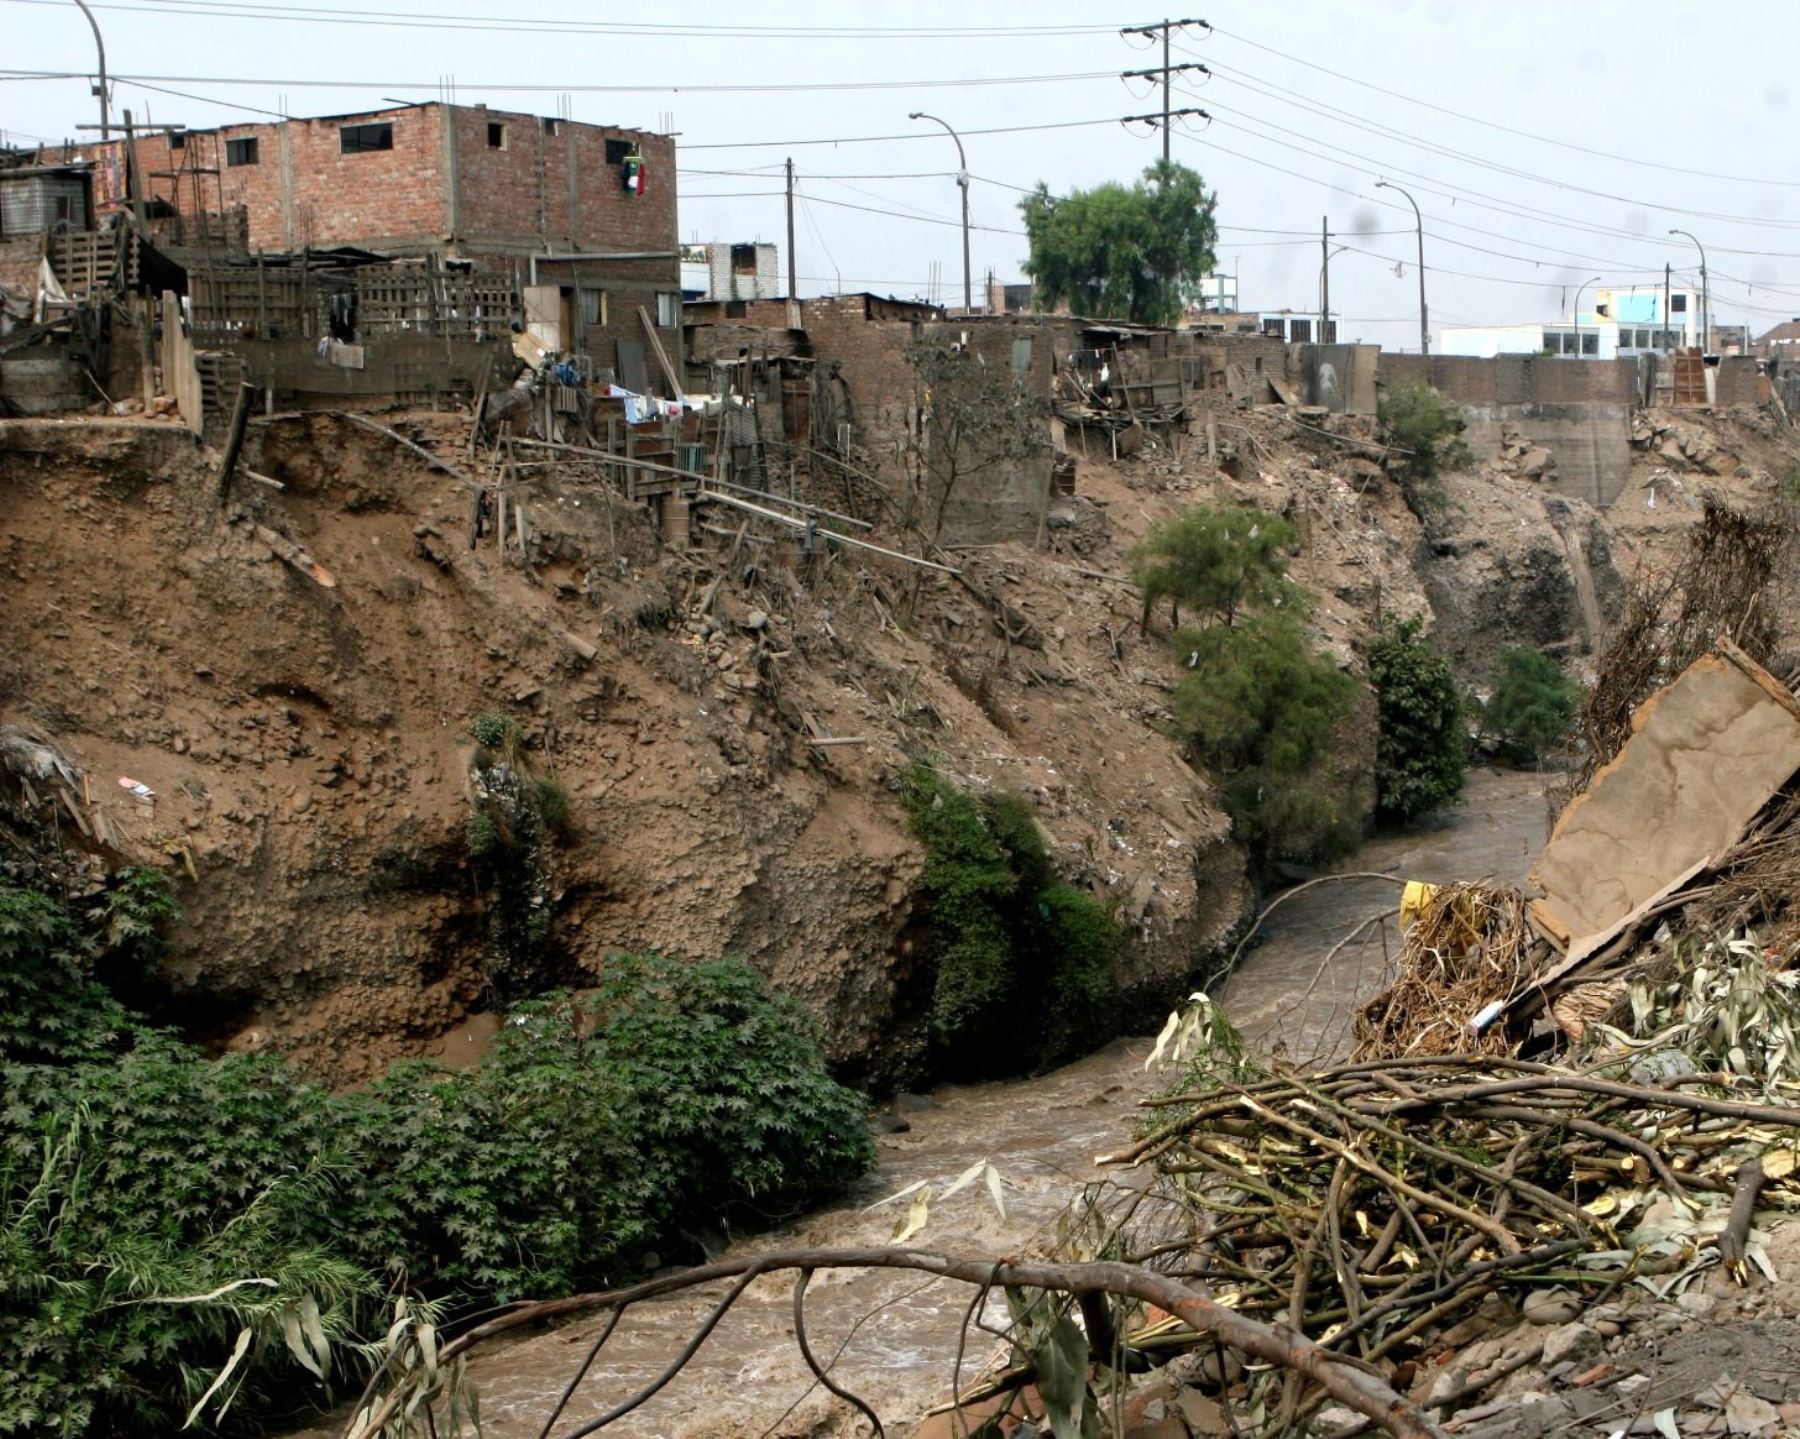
1, 1037, 367, 1436
1485, 645, 1579, 760
902, 763, 1019, 1053
1368, 616, 1466, 822
581, 955, 876, 1219
0, 877, 874, 1435
1129, 504, 1298, 631
902, 763, 1122, 1074
1379, 384, 1471, 483
533, 775, 575, 840
468, 711, 518, 751
465, 807, 500, 857
1174, 613, 1361, 864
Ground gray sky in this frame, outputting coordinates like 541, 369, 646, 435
4, 0, 1796, 351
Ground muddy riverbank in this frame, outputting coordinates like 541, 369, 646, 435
293, 768, 1548, 1439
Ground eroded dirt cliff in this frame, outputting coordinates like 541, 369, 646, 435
2, 398, 1790, 1088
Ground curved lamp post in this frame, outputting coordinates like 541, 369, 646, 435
1668, 228, 1709, 353
71, 0, 109, 140
1375, 179, 1428, 355
1571, 275, 1603, 359
909, 111, 971, 312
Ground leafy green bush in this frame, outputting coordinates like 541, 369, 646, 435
903, 764, 1021, 1054
1, 1039, 366, 1436
468, 711, 518, 751
532, 775, 575, 841
902, 763, 1121, 1074
1484, 645, 1579, 760
581, 955, 876, 1221
1379, 384, 1471, 483
1367, 616, 1466, 822
1129, 504, 1298, 631
1, 876, 874, 1435
1174, 613, 1361, 864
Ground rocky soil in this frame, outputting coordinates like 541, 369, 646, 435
1, 397, 1792, 1092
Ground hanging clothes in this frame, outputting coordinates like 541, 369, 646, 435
621, 151, 646, 196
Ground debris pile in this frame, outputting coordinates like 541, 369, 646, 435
1098, 1031, 1800, 1437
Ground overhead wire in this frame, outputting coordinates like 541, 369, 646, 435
0, 0, 1122, 39
1205, 21, 1798, 189
1175, 47, 1800, 235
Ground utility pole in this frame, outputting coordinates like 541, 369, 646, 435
785, 156, 797, 301
1120, 18, 1209, 164
72, 0, 109, 141
1376, 178, 1429, 356
1663, 262, 1673, 354
1320, 216, 1330, 343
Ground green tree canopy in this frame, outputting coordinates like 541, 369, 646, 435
1485, 645, 1580, 760
1173, 613, 1361, 863
1367, 616, 1466, 822
1019, 160, 1219, 325
1129, 503, 1298, 631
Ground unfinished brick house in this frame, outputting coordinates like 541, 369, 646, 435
53, 101, 681, 390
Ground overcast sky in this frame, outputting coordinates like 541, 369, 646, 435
4, 0, 1796, 351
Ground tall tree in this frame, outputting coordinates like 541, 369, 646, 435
1019, 160, 1219, 326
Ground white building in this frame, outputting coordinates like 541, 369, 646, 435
1440, 285, 1703, 359
680, 242, 780, 303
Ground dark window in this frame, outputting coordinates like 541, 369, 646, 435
605, 138, 632, 165
169, 131, 187, 150
340, 122, 394, 154
725, 300, 747, 319
53, 195, 72, 223
487, 121, 506, 149
1671, 294, 1687, 313
542, 117, 561, 136
1289, 317, 1312, 343
1582, 331, 1599, 356
225, 137, 259, 167
730, 243, 758, 274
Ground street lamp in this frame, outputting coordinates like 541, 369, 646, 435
71, 0, 109, 141
1668, 229, 1709, 354
909, 111, 971, 313
1571, 276, 1603, 359
1376, 179, 1428, 355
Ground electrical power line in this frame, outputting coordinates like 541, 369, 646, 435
0, 60, 1124, 95
0, 0, 1122, 39
1178, 50, 1800, 232
1206, 21, 1797, 190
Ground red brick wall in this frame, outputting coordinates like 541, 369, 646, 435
63, 105, 676, 262
451, 108, 675, 257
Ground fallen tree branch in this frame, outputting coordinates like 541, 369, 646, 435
340, 1247, 1445, 1439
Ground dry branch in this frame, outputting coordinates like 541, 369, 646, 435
340, 1247, 1443, 1439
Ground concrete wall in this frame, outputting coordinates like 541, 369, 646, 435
1380, 353, 1635, 405
1715, 355, 1772, 408
1380, 353, 1636, 508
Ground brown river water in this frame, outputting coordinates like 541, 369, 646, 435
294, 768, 1550, 1439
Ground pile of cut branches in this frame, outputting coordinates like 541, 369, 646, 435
1100, 1039, 1800, 1436
1352, 883, 1542, 1060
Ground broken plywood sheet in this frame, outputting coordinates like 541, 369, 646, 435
1530, 642, 1800, 950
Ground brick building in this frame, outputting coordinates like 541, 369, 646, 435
53, 102, 682, 389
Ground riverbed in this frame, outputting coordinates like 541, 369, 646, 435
303, 768, 1550, 1439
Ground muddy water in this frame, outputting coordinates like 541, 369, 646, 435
300, 769, 1549, 1439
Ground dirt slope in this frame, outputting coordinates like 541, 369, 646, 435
2, 399, 1790, 1087
0, 413, 1248, 1086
